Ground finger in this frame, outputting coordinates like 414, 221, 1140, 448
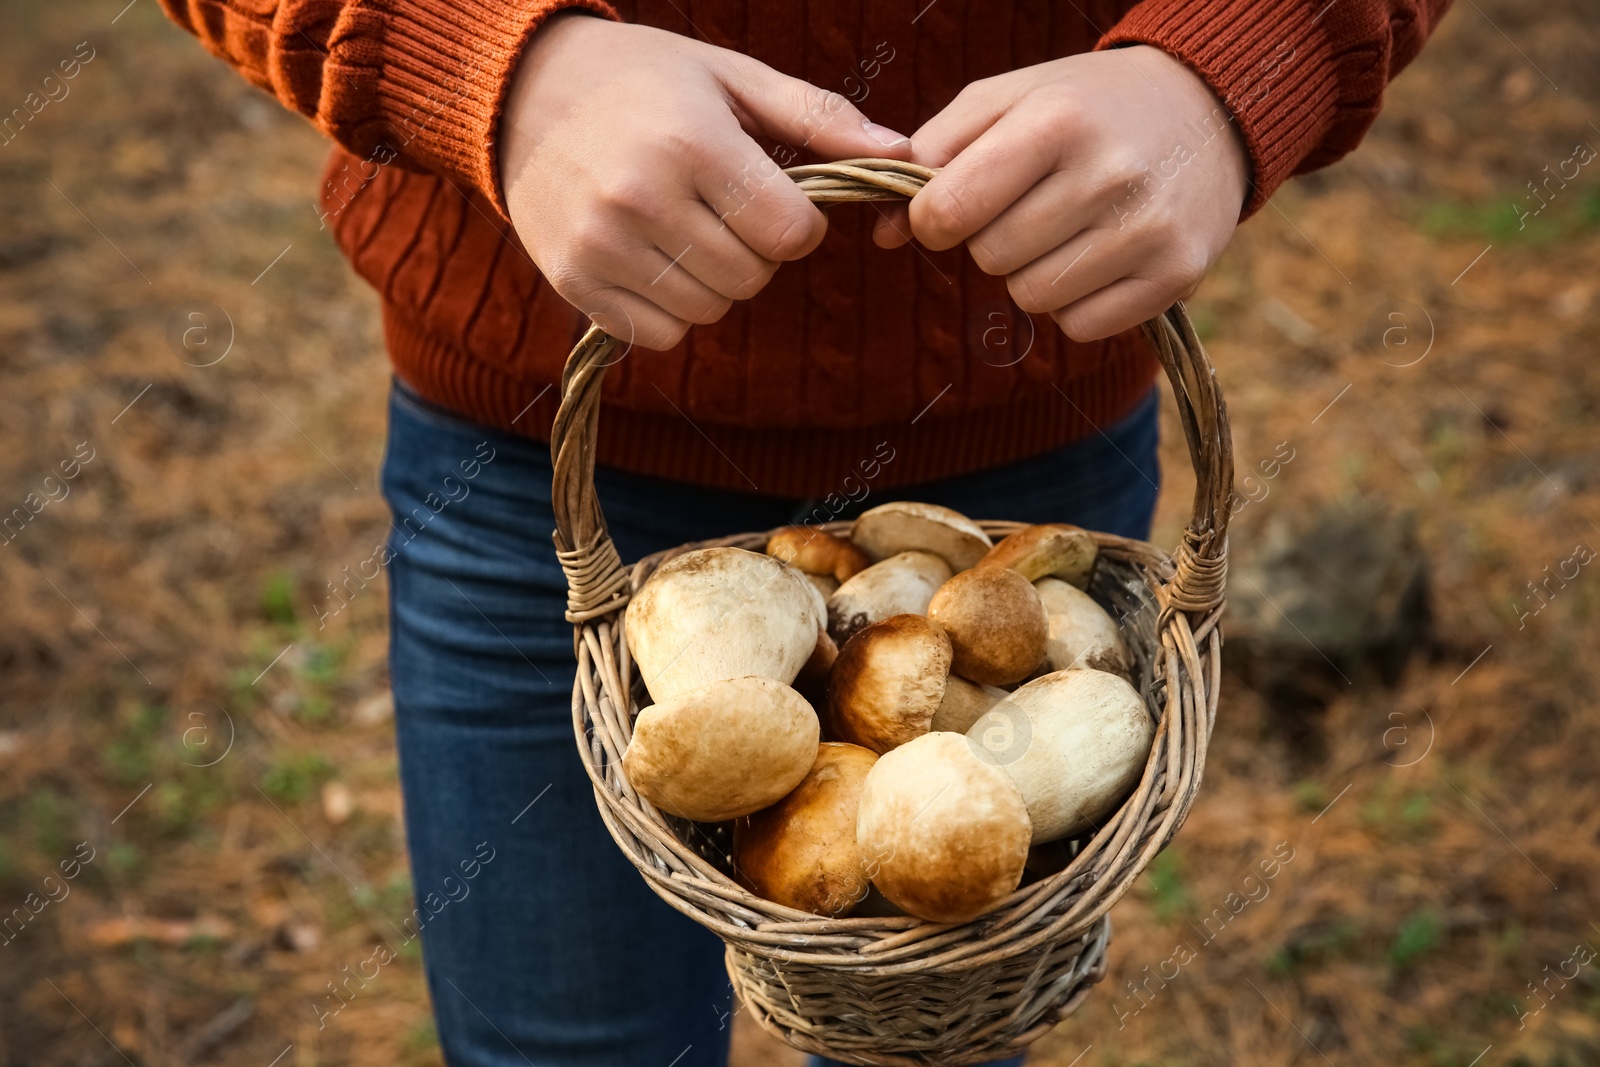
695, 137, 829, 263
614, 241, 734, 326
872, 203, 911, 249
644, 200, 778, 301
583, 286, 693, 353
904, 77, 1031, 168
965, 169, 1100, 277
1049, 275, 1175, 343
1005, 229, 1146, 315
910, 106, 1065, 251
718, 54, 913, 161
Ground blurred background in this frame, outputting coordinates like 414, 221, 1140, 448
1, 0, 1597, 1064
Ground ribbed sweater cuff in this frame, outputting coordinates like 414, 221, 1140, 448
355, 0, 619, 219
1098, 1, 1340, 218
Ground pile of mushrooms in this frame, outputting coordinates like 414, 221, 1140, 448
620, 503, 1155, 924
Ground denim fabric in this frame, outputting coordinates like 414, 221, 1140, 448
380, 380, 1159, 1067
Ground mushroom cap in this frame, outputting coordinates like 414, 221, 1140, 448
849, 502, 993, 571
766, 527, 871, 584
1036, 577, 1133, 679
825, 615, 953, 753
623, 676, 820, 823
733, 742, 879, 916
856, 731, 1031, 923
792, 623, 838, 709
980, 524, 1098, 588
966, 668, 1153, 843
625, 547, 820, 703
927, 566, 1048, 685
826, 550, 952, 645
929, 675, 1008, 734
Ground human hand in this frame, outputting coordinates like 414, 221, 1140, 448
501, 13, 912, 351
877, 45, 1249, 342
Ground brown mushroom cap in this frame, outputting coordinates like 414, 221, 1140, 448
625, 547, 819, 703
792, 623, 838, 709
979, 524, 1098, 588
826, 550, 952, 645
733, 742, 879, 916
856, 731, 1031, 923
766, 527, 871, 584
966, 668, 1153, 843
623, 676, 820, 823
1035, 577, 1133, 680
927, 566, 1048, 686
929, 675, 1008, 734
849, 502, 993, 571
825, 615, 953, 752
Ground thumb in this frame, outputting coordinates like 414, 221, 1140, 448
719, 57, 912, 162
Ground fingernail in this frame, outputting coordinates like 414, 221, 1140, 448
863, 120, 910, 148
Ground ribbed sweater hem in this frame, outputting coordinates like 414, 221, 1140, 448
382, 304, 1161, 497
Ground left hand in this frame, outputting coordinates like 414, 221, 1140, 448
876, 45, 1250, 342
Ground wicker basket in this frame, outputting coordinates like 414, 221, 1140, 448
549, 159, 1233, 1066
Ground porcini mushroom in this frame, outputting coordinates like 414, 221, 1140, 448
766, 527, 870, 598
936, 675, 1011, 734
826, 614, 1006, 751
926, 566, 1048, 686
623, 676, 820, 823
733, 742, 878, 916
966, 668, 1153, 843
625, 547, 819, 703
849, 502, 992, 571
1035, 577, 1133, 680
826, 615, 947, 751
856, 731, 1031, 923
826, 550, 952, 645
792, 623, 838, 708
979, 524, 1098, 589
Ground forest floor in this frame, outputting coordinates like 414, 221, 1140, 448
2, 1, 1598, 1064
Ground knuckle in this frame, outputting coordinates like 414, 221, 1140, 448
918, 184, 978, 245
758, 207, 820, 261
596, 174, 654, 216
967, 236, 1007, 276
687, 294, 734, 326
1007, 272, 1054, 316
728, 265, 775, 301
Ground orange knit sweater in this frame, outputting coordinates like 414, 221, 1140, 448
159, 0, 1448, 495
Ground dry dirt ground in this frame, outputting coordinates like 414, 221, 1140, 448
1, 1, 1598, 1065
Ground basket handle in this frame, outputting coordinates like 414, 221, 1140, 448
550, 158, 1232, 624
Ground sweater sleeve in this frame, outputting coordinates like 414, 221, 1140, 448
157, 0, 618, 217
1097, 0, 1453, 217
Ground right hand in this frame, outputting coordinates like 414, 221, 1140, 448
499, 13, 912, 352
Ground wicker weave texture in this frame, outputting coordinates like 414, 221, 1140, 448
548, 159, 1233, 1065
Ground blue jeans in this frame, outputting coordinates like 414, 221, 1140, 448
380, 380, 1159, 1067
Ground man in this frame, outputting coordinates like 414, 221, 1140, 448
160, 1, 1450, 1064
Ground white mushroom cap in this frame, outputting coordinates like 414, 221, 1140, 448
625, 547, 819, 703
1036, 577, 1133, 680
825, 614, 952, 752
856, 731, 1031, 923
849, 502, 993, 571
926, 566, 1048, 686
966, 668, 1153, 843
623, 676, 820, 823
826, 550, 952, 645
979, 524, 1098, 588
733, 742, 878, 916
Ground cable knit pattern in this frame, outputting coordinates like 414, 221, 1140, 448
159, 0, 1450, 496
